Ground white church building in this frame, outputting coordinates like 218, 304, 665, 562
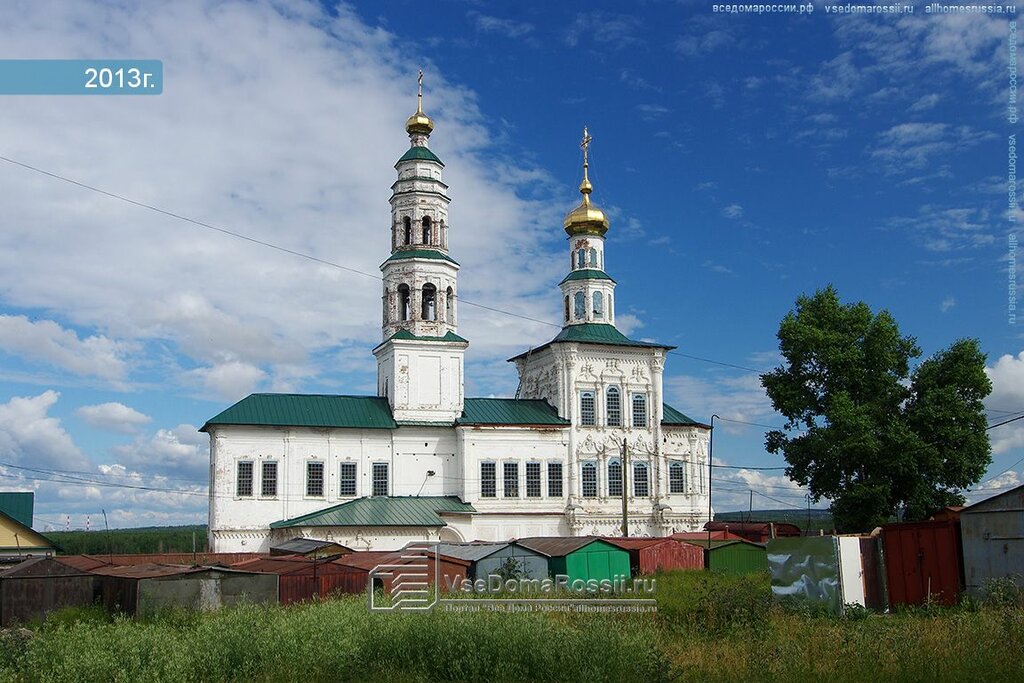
203, 83, 711, 552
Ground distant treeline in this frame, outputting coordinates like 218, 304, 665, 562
715, 508, 835, 533
47, 525, 208, 555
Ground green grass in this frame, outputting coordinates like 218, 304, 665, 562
0, 571, 1021, 682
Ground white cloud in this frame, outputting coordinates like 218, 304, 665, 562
871, 123, 992, 175
0, 391, 90, 470
940, 296, 956, 313
468, 12, 535, 39
111, 424, 209, 480
186, 361, 267, 403
75, 402, 152, 433
986, 352, 1024, 455
722, 204, 744, 219
565, 12, 642, 49
885, 205, 996, 252
665, 373, 777, 435
909, 93, 941, 111
0, 316, 130, 384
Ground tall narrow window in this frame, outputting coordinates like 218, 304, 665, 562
669, 461, 686, 494
439, 220, 446, 248
606, 386, 622, 427
634, 462, 650, 497
548, 462, 563, 497
306, 461, 324, 497
398, 284, 411, 321
581, 462, 597, 498
504, 462, 519, 498
526, 462, 541, 498
574, 291, 586, 320
236, 461, 253, 497
580, 391, 596, 426
446, 286, 454, 322
481, 462, 496, 498
631, 393, 647, 428
422, 216, 432, 244
608, 294, 613, 319
261, 461, 278, 497
339, 462, 357, 497
422, 283, 437, 320
607, 458, 622, 497
372, 462, 389, 497
403, 217, 411, 245
593, 291, 603, 319
577, 249, 585, 268
589, 248, 597, 268
564, 296, 570, 322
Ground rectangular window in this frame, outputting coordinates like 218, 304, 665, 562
547, 462, 563, 497
504, 462, 519, 498
632, 393, 647, 428
581, 462, 597, 498
306, 461, 324, 497
236, 461, 253, 497
669, 461, 686, 494
606, 387, 622, 427
580, 391, 595, 426
261, 461, 278, 497
339, 462, 357, 497
481, 462, 496, 498
526, 462, 541, 498
607, 459, 623, 497
372, 462, 389, 497
634, 462, 650, 498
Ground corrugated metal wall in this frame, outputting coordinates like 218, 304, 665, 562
278, 572, 367, 604
0, 575, 96, 626
882, 520, 963, 606
707, 543, 768, 575
637, 541, 704, 574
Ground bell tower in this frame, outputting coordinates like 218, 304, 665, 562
373, 71, 468, 422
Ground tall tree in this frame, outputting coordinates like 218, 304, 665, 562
761, 286, 992, 532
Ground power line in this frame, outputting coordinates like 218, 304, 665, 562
987, 414, 1024, 430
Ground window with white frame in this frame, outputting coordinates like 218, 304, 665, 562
593, 291, 603, 319
580, 391, 596, 426
339, 462, 357, 497
633, 461, 650, 497
606, 386, 622, 427
481, 462, 496, 498
306, 461, 325, 497
372, 462, 389, 497
581, 461, 597, 498
261, 461, 278, 497
526, 462, 541, 498
574, 291, 586, 319
669, 460, 686, 494
632, 393, 647, 428
607, 458, 623, 497
236, 461, 253, 497
504, 462, 519, 498
548, 462, 563, 497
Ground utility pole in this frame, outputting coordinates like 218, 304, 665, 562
707, 415, 719, 547
748, 490, 753, 524
620, 439, 629, 537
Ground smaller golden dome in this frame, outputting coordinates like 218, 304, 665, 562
405, 111, 434, 136
563, 126, 608, 236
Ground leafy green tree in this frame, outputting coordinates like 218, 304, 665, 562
761, 286, 991, 532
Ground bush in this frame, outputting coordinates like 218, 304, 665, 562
655, 570, 772, 634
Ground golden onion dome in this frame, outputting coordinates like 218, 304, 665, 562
406, 69, 434, 136
564, 126, 609, 236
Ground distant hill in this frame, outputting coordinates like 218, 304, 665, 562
715, 508, 834, 534
47, 525, 208, 555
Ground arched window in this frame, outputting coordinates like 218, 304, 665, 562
592, 291, 603, 319
577, 249, 585, 268
439, 220, 446, 248
579, 391, 595, 426
403, 217, 411, 245
606, 386, 621, 426
631, 393, 647, 428
398, 284, 411, 321
607, 459, 622, 497
608, 294, 613, 319
574, 292, 586, 320
446, 286, 454, 322
422, 216, 432, 245
564, 296, 570, 322
422, 283, 437, 320
581, 462, 597, 498
669, 461, 685, 494
633, 462, 650, 497
589, 248, 597, 268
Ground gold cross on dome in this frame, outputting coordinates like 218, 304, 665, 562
580, 126, 592, 165
417, 69, 424, 112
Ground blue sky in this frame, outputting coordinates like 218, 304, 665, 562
0, 0, 1020, 528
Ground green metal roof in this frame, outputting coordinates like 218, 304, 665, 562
509, 324, 675, 361
0, 492, 33, 528
386, 329, 469, 344
270, 496, 475, 529
558, 269, 617, 285
383, 249, 459, 266
201, 394, 398, 432
662, 403, 709, 428
397, 146, 444, 166
458, 398, 569, 426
